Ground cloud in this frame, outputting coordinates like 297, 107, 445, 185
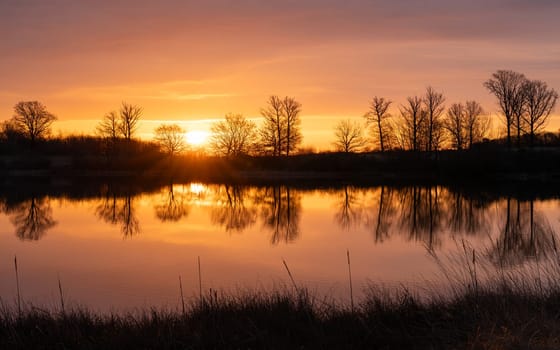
53, 81, 235, 102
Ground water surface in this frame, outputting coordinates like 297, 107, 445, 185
1, 183, 559, 312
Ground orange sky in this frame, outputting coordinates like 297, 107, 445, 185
1, 0, 559, 150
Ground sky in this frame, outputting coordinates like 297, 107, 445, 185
1, 0, 559, 150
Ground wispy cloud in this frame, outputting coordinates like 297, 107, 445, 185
53, 81, 235, 101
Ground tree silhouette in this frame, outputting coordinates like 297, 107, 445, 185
210, 113, 258, 156
96, 111, 120, 140
118, 102, 142, 140
423, 86, 446, 152
521, 79, 558, 147
10, 101, 57, 143
464, 100, 489, 149
444, 103, 467, 150
283, 96, 302, 156
333, 119, 365, 153
5, 197, 57, 241
397, 96, 425, 151
154, 124, 187, 156
260, 95, 284, 156
259, 96, 302, 156
484, 70, 526, 148
365, 96, 393, 152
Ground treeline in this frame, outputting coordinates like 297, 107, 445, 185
0, 70, 558, 160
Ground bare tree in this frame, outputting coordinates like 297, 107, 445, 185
397, 96, 425, 151
210, 113, 258, 156
154, 124, 187, 156
444, 103, 466, 150
484, 70, 526, 148
118, 102, 142, 140
260, 96, 285, 156
11, 101, 57, 143
365, 96, 392, 152
96, 111, 120, 140
521, 79, 558, 147
423, 86, 446, 152
283, 96, 302, 156
464, 100, 489, 148
259, 95, 302, 156
333, 119, 365, 153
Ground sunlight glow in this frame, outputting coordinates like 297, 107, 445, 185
185, 130, 210, 146
190, 183, 207, 195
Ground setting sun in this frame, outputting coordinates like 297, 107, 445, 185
185, 130, 210, 146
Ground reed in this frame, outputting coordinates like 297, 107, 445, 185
57, 274, 65, 315
347, 249, 354, 312
282, 258, 298, 291
14, 255, 21, 316
179, 275, 185, 316
3, 278, 560, 350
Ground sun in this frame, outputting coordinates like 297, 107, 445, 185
185, 130, 209, 146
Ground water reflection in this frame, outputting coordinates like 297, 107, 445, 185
210, 185, 257, 233
444, 191, 489, 236
96, 192, 140, 237
334, 186, 363, 231
255, 186, 301, 244
489, 199, 557, 266
2, 197, 57, 240
363, 186, 397, 243
2, 184, 558, 254
154, 184, 189, 222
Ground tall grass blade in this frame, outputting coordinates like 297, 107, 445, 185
179, 275, 186, 316
347, 249, 354, 312
58, 273, 65, 315
198, 256, 202, 303
14, 255, 21, 316
282, 258, 298, 291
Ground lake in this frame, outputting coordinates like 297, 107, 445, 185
1, 182, 559, 312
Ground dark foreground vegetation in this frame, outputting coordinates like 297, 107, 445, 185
2, 281, 560, 349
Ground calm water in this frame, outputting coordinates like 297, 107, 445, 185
1, 183, 559, 312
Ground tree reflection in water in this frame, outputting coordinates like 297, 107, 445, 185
359, 186, 493, 249
211, 185, 257, 233
334, 186, 364, 231
154, 184, 189, 222
3, 197, 57, 241
489, 198, 557, 266
254, 186, 301, 245
444, 191, 489, 236
363, 186, 397, 243
395, 186, 443, 250
96, 190, 140, 237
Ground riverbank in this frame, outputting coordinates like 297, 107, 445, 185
2, 147, 560, 184
2, 280, 560, 349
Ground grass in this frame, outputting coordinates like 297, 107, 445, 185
4, 242, 560, 349
2, 278, 560, 349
